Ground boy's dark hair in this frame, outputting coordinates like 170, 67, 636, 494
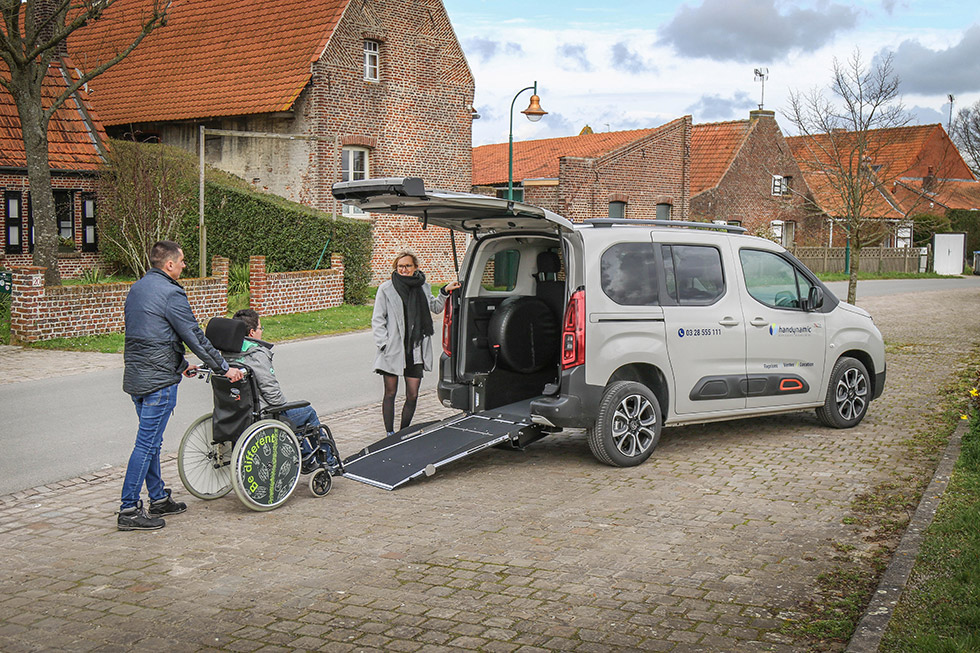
233, 308, 260, 332
149, 241, 182, 269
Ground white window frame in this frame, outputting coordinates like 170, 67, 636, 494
896, 222, 912, 249
770, 219, 783, 243
771, 174, 783, 196
363, 40, 379, 82
341, 147, 369, 216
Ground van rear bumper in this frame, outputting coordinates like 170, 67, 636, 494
530, 367, 600, 429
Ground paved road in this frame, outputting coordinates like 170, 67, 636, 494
0, 328, 439, 496
1, 278, 977, 496
0, 284, 976, 651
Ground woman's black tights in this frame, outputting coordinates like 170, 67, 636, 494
382, 374, 422, 434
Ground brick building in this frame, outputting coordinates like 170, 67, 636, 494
787, 124, 980, 247
1, 60, 108, 277
472, 117, 691, 222
690, 110, 821, 246
69, 0, 476, 283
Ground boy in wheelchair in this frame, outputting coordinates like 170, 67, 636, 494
218, 309, 340, 474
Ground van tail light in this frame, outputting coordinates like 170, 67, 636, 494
442, 291, 454, 357
561, 289, 586, 370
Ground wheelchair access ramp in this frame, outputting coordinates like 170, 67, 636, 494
340, 401, 542, 490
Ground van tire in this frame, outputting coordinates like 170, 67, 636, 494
816, 356, 870, 428
587, 381, 662, 467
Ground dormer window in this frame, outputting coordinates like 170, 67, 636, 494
363, 40, 379, 81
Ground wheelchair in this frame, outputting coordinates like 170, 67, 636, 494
177, 317, 343, 511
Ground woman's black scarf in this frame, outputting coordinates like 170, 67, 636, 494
391, 270, 434, 357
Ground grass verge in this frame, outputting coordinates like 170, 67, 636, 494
785, 355, 975, 649
879, 377, 980, 651
815, 271, 953, 282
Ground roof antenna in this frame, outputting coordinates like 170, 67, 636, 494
753, 67, 769, 110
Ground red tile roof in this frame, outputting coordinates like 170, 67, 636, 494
68, 0, 350, 125
0, 59, 107, 171
689, 120, 750, 195
786, 125, 975, 185
472, 126, 675, 186
787, 124, 978, 218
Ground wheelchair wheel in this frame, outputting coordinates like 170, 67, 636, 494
230, 419, 302, 511
309, 468, 332, 497
178, 414, 233, 500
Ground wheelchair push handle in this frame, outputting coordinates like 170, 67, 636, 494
185, 366, 248, 383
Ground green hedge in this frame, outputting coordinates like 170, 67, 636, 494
178, 178, 372, 305
948, 209, 980, 261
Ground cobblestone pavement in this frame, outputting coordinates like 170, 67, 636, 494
0, 289, 977, 652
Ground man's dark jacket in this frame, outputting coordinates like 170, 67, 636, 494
123, 268, 229, 396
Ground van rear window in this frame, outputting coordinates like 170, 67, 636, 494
600, 243, 659, 305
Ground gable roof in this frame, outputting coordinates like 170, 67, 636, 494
0, 59, 107, 171
472, 123, 680, 186
68, 0, 350, 125
786, 124, 975, 183
787, 124, 978, 219
689, 120, 750, 195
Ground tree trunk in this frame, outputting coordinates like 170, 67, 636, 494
847, 245, 861, 304
12, 64, 61, 286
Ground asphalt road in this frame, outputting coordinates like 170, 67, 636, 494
0, 328, 440, 496
1, 277, 977, 496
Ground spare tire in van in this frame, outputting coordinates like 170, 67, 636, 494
488, 296, 559, 373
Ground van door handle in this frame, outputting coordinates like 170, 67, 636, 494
750, 318, 769, 327
718, 317, 740, 327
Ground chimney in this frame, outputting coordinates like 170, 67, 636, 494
922, 166, 937, 192
749, 109, 775, 122
32, 0, 69, 57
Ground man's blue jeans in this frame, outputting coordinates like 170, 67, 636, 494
281, 405, 319, 431
120, 383, 178, 510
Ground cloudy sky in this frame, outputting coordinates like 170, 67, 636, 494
441, 0, 980, 146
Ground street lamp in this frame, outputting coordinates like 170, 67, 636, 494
508, 81, 547, 201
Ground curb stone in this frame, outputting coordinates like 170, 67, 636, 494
845, 418, 968, 652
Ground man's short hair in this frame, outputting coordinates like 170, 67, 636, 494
233, 308, 260, 332
149, 241, 182, 269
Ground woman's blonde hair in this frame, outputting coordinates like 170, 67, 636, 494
391, 250, 420, 270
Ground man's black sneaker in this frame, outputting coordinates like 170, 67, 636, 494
148, 489, 187, 516
118, 502, 165, 531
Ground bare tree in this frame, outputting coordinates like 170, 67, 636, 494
0, 0, 169, 285
786, 49, 912, 303
951, 99, 980, 177
97, 140, 192, 277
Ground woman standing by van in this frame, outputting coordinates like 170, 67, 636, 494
373, 250, 460, 436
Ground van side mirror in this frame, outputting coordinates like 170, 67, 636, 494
803, 286, 824, 312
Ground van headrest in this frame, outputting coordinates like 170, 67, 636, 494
536, 251, 561, 276
205, 317, 248, 352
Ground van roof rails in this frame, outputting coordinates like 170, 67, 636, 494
584, 218, 747, 233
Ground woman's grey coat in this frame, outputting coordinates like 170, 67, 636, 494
371, 280, 448, 375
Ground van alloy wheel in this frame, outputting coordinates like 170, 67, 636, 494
816, 356, 870, 428
588, 381, 662, 467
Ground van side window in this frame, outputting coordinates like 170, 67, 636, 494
600, 243, 659, 305
662, 245, 724, 304
739, 248, 813, 309
480, 249, 520, 291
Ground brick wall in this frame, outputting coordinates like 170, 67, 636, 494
248, 254, 344, 316
555, 116, 691, 223
9, 257, 229, 344
690, 111, 821, 243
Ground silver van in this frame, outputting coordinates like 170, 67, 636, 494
333, 178, 886, 487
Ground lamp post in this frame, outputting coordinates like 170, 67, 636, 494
508, 81, 547, 201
